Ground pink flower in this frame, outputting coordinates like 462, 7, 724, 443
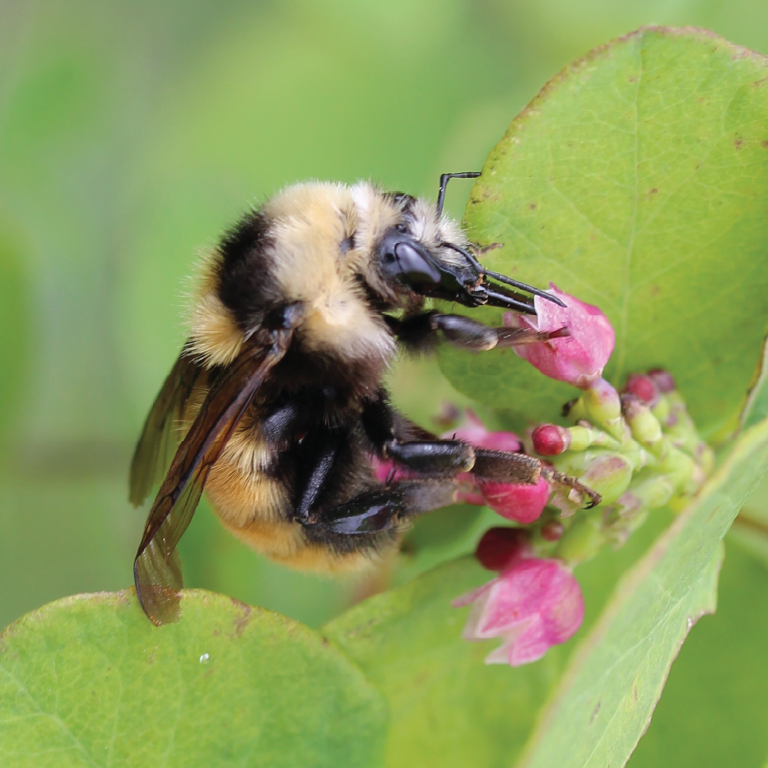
448, 409, 522, 453
453, 555, 584, 666
508, 283, 615, 388
479, 477, 551, 524
445, 412, 550, 524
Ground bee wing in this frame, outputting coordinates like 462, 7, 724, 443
129, 345, 204, 508
134, 330, 292, 625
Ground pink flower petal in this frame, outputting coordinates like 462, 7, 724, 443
455, 556, 585, 666
480, 476, 551, 524
511, 284, 615, 388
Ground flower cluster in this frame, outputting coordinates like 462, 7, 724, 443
450, 284, 712, 667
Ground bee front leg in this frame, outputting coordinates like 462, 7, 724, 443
389, 311, 567, 354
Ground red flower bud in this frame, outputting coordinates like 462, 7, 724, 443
540, 520, 565, 541
532, 424, 571, 456
623, 373, 660, 406
475, 527, 531, 571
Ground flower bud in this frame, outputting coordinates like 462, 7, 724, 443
554, 512, 604, 565
532, 424, 571, 455
577, 451, 634, 505
562, 397, 588, 422
453, 556, 584, 666
566, 424, 622, 452
623, 373, 660, 406
648, 368, 676, 393
583, 378, 625, 440
475, 527, 531, 571
511, 284, 615, 388
540, 520, 564, 541
622, 476, 675, 511
444, 410, 522, 454
621, 394, 663, 454
480, 477, 551, 524
657, 447, 696, 493
651, 394, 672, 427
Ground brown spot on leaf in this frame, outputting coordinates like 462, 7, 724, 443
232, 602, 252, 637
529, 203, 537, 210
762, 140, 768, 148
648, 188, 659, 199
735, 136, 743, 150
590, 701, 601, 723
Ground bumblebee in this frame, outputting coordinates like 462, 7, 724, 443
130, 172, 596, 625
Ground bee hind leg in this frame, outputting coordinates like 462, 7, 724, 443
303, 479, 459, 535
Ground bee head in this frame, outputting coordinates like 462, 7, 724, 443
352, 184, 560, 316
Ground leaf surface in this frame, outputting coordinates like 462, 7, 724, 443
0, 590, 386, 768
628, 537, 768, 768
440, 27, 768, 437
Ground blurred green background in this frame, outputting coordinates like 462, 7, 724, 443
2, 0, 768, 635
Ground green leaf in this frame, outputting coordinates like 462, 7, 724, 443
742, 335, 768, 431
0, 590, 386, 768
440, 27, 768, 437
628, 537, 768, 768
323, 511, 672, 768
516, 417, 768, 768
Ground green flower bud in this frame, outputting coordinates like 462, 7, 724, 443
657, 446, 695, 493
562, 397, 588, 423
567, 424, 622, 452
583, 378, 626, 441
623, 475, 676, 510
554, 511, 605, 566
650, 395, 671, 427
622, 395, 664, 455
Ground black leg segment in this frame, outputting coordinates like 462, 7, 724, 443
383, 439, 474, 475
308, 480, 458, 535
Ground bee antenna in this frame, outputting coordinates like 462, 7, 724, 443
436, 172, 481, 216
